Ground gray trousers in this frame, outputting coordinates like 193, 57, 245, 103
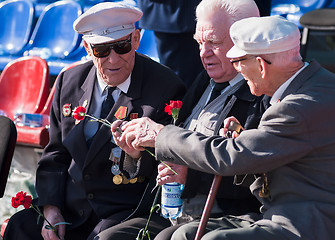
171, 213, 297, 240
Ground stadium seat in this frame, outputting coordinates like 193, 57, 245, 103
0, 56, 50, 121
299, 8, 335, 60
15, 60, 86, 148
137, 29, 160, 62
0, 116, 17, 198
270, 0, 331, 27
24, 0, 83, 63
0, 0, 35, 70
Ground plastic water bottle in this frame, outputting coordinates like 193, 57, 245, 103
161, 182, 184, 219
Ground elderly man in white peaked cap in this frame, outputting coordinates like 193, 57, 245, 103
3, 2, 185, 240
111, 15, 335, 240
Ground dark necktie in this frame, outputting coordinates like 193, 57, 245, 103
100, 86, 116, 119
208, 81, 229, 104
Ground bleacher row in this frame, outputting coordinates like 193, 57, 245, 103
0, 0, 138, 76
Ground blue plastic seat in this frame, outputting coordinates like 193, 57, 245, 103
24, 0, 82, 60
0, 0, 34, 55
270, 0, 331, 27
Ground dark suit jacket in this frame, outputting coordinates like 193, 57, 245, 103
35, 53, 186, 228
138, 0, 201, 33
177, 70, 269, 215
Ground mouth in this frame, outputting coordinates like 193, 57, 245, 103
205, 62, 217, 69
106, 67, 121, 73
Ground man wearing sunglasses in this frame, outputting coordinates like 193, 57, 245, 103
4, 2, 185, 240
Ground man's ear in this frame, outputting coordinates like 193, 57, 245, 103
83, 40, 92, 56
132, 29, 141, 50
256, 57, 267, 79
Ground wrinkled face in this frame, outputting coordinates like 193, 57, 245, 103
84, 29, 140, 86
230, 56, 271, 96
194, 12, 237, 82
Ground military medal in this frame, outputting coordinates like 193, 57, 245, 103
62, 103, 72, 117
130, 113, 138, 120
111, 164, 121, 175
110, 147, 122, 176
112, 147, 122, 158
122, 174, 129, 184
113, 174, 122, 185
129, 177, 137, 184
114, 106, 127, 120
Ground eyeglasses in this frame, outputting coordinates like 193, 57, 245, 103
90, 34, 132, 58
230, 56, 272, 65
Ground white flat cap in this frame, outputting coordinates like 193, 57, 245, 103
226, 16, 301, 59
73, 2, 143, 44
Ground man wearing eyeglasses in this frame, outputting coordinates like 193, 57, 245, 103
115, 16, 335, 240
3, 2, 185, 240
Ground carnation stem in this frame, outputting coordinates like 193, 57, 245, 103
137, 185, 162, 240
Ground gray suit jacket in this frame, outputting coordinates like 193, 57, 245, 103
156, 60, 335, 240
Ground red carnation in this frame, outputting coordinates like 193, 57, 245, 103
72, 106, 86, 121
11, 191, 32, 209
164, 100, 182, 124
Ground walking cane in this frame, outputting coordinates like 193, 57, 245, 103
194, 174, 222, 240
194, 121, 243, 240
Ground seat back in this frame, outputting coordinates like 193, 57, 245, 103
271, 0, 331, 27
0, 116, 17, 198
0, 56, 50, 120
0, 0, 34, 55
25, 0, 82, 59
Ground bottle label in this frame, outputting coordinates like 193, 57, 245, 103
161, 184, 183, 207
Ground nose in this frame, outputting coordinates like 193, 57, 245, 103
107, 49, 120, 63
199, 42, 213, 58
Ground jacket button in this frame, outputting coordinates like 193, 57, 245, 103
87, 193, 94, 200
84, 174, 91, 181
78, 209, 84, 216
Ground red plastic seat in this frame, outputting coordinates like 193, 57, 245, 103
15, 60, 85, 148
0, 56, 50, 120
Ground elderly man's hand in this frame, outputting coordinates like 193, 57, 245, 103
219, 116, 244, 138
111, 120, 142, 159
42, 205, 65, 240
118, 117, 165, 151
157, 162, 188, 185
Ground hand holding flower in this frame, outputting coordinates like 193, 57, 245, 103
41, 206, 66, 240
111, 119, 142, 159
11, 192, 70, 240
117, 117, 165, 150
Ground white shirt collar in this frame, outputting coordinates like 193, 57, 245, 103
210, 73, 244, 89
96, 73, 132, 96
270, 62, 309, 105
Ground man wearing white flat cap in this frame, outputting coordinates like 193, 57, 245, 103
4, 2, 185, 240
113, 16, 335, 239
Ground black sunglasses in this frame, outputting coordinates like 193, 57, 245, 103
90, 34, 132, 58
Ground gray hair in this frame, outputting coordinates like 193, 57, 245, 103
196, 0, 260, 25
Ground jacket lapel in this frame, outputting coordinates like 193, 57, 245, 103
63, 67, 97, 169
